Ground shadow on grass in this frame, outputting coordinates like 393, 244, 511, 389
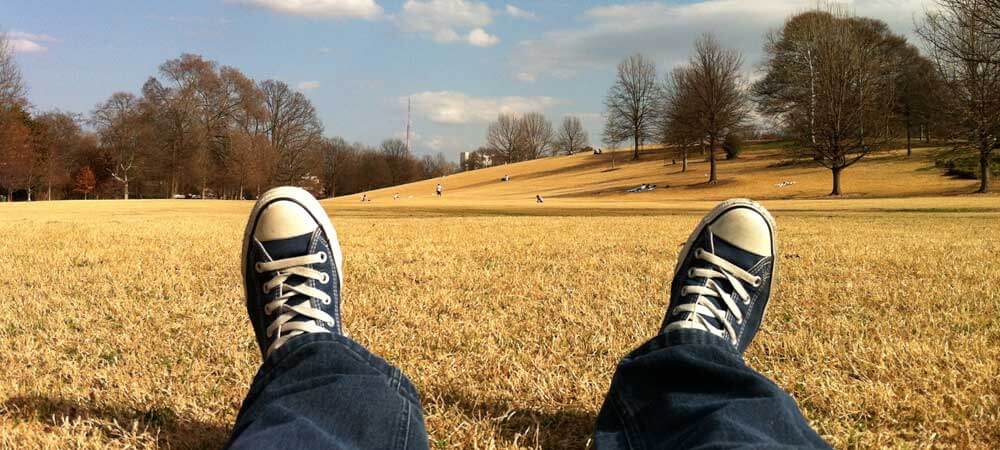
435, 390, 596, 449
0, 394, 230, 449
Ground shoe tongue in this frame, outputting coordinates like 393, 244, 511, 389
711, 236, 762, 272
260, 232, 315, 261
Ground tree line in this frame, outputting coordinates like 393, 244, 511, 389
462, 113, 590, 169
0, 47, 454, 201
604, 2, 999, 195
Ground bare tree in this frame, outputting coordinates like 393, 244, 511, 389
893, 43, 946, 157
516, 112, 553, 160
605, 54, 660, 160
91, 92, 143, 199
754, 9, 899, 195
963, 0, 1000, 42
0, 105, 32, 200
380, 138, 414, 185
555, 116, 589, 155
420, 152, 455, 178
486, 113, 520, 164
0, 31, 27, 109
261, 80, 323, 184
660, 67, 703, 173
602, 111, 629, 170
34, 110, 83, 200
670, 35, 749, 183
918, 0, 1000, 193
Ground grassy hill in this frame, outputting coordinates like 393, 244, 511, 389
327, 143, 991, 213
0, 142, 997, 449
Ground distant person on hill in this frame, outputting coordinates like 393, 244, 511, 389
535, 194, 544, 203
229, 189, 830, 450
360, 193, 367, 202
435, 184, 443, 197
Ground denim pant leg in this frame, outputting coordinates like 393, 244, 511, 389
227, 333, 429, 450
593, 330, 830, 450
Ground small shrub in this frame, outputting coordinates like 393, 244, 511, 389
723, 134, 743, 160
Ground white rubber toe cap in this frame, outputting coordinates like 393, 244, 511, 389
708, 208, 773, 257
253, 200, 319, 242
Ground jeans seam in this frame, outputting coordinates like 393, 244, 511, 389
395, 398, 412, 449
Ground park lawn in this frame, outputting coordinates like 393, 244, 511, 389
0, 196, 997, 448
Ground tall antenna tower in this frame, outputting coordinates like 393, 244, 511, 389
405, 96, 412, 152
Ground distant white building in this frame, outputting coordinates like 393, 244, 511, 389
460, 151, 492, 171
459, 152, 472, 171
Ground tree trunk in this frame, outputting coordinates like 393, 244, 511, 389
978, 151, 991, 193
124, 182, 129, 200
708, 137, 718, 184
906, 118, 912, 157
682, 148, 688, 172
831, 166, 843, 196
632, 135, 640, 160
47, 183, 52, 201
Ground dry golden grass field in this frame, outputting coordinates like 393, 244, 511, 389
0, 145, 998, 449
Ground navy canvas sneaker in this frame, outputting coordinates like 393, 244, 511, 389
661, 199, 778, 353
241, 187, 344, 359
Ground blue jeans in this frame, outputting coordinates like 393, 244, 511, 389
228, 331, 829, 449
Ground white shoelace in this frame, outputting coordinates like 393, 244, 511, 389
665, 248, 762, 346
255, 252, 335, 356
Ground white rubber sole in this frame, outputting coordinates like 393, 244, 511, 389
674, 198, 779, 320
240, 187, 344, 295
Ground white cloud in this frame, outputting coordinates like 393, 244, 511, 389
232, 0, 383, 19
406, 91, 564, 124
467, 28, 499, 47
399, 0, 499, 47
515, 0, 929, 81
515, 71, 536, 82
6, 31, 57, 54
424, 135, 448, 151
432, 28, 461, 43
505, 4, 536, 20
298, 80, 321, 90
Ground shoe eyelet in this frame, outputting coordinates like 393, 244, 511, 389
254, 262, 264, 273
687, 268, 696, 278
320, 273, 330, 284
752, 277, 762, 287
317, 252, 327, 263
322, 298, 331, 305
261, 285, 269, 294
694, 248, 703, 258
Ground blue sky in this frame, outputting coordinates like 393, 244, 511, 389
4, 0, 928, 159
